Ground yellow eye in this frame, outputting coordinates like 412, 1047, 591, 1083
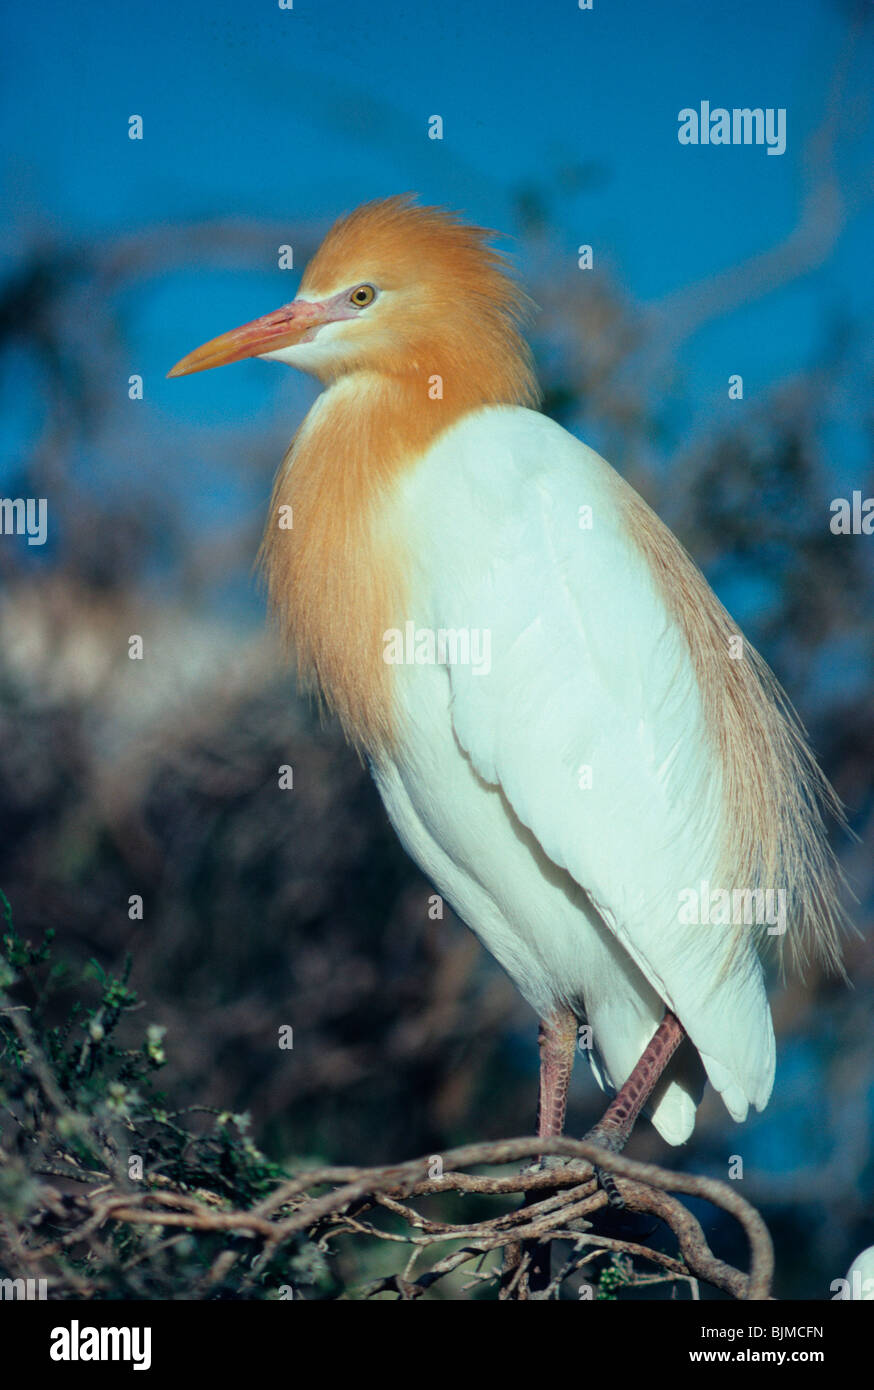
350, 284, 376, 308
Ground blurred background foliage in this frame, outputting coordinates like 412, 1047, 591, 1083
0, 0, 873, 1298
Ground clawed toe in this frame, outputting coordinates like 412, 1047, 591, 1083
593, 1164, 625, 1208
583, 1126, 626, 1208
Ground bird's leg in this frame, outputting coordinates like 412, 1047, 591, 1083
585, 1009, 685, 1206
536, 1007, 579, 1147
503, 1007, 579, 1298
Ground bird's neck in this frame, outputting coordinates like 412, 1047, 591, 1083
258, 370, 475, 753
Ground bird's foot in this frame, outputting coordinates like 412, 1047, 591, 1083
520, 1153, 571, 1186
524, 1153, 571, 1173
581, 1124, 626, 1209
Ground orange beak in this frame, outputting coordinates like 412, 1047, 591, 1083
167, 299, 326, 378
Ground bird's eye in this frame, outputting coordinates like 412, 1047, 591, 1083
349, 284, 376, 308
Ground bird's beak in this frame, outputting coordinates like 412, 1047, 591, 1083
167, 299, 326, 378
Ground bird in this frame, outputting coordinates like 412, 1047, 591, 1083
168, 194, 845, 1161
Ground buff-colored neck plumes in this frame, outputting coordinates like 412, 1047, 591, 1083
258, 197, 539, 752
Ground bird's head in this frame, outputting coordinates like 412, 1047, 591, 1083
168, 195, 539, 405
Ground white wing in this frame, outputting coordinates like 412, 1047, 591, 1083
409, 406, 775, 1132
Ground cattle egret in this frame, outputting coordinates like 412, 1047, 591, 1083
169, 196, 845, 1161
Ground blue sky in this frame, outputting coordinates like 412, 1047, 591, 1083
4, 2, 872, 317
2, 0, 872, 547
2, 1, 865, 259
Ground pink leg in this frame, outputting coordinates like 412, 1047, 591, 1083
587, 1009, 685, 1152
537, 1007, 579, 1141
586, 1010, 686, 1208
502, 1007, 578, 1296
